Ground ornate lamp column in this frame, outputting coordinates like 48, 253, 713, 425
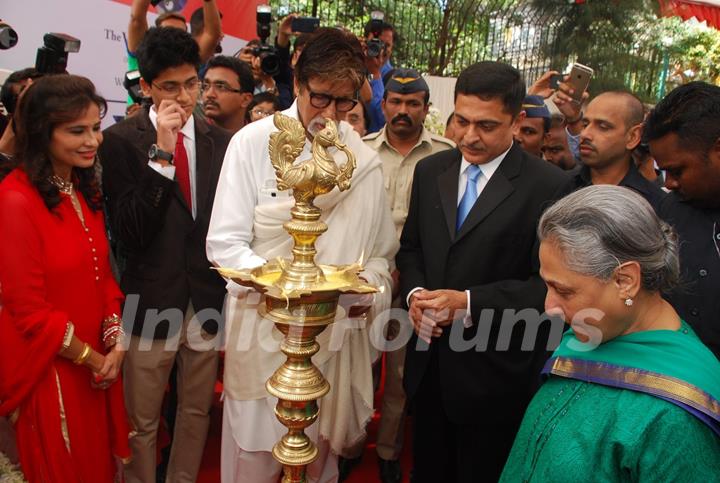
218, 113, 375, 483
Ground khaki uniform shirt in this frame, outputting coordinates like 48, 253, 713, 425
364, 126, 455, 237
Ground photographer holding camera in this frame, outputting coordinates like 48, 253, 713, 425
361, 15, 397, 133
235, 7, 294, 110
364, 15, 395, 77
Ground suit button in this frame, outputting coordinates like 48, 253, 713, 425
716, 233, 720, 240
691, 308, 700, 316
699, 269, 708, 277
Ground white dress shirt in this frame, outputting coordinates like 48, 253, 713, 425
147, 107, 198, 219
456, 144, 511, 204
409, 143, 513, 328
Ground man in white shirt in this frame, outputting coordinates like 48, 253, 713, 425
100, 27, 231, 483
206, 27, 397, 483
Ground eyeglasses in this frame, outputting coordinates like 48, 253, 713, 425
201, 81, 244, 94
152, 78, 200, 95
251, 108, 275, 119
308, 91, 358, 113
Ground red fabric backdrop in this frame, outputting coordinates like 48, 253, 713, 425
110, 0, 263, 40
659, 0, 720, 30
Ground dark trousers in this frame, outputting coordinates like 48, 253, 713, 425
409, 353, 523, 483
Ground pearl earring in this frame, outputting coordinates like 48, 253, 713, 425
625, 298, 634, 307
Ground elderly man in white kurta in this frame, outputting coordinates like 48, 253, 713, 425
206, 27, 397, 483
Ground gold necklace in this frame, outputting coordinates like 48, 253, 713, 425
49, 174, 73, 195
69, 191, 87, 228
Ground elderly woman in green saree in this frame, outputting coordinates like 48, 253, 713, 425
501, 185, 720, 482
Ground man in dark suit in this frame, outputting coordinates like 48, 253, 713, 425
100, 27, 230, 483
397, 61, 568, 482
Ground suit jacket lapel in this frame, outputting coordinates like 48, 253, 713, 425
193, 119, 214, 218
455, 143, 523, 242
437, 151, 462, 241
135, 111, 158, 162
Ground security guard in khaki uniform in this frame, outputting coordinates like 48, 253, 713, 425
364, 69, 455, 238
355, 69, 454, 483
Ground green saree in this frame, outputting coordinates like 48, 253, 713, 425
501, 321, 720, 482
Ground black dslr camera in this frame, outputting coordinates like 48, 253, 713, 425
366, 11, 385, 58
35, 33, 81, 74
252, 5, 280, 77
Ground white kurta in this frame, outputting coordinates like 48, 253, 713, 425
206, 102, 398, 477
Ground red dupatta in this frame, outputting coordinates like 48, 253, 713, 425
0, 169, 130, 482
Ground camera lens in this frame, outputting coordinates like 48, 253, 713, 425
367, 39, 384, 58
0, 23, 18, 50
260, 52, 281, 77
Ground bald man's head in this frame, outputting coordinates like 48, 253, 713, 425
593, 91, 645, 129
579, 90, 645, 170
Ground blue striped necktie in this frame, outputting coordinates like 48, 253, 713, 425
456, 164, 482, 232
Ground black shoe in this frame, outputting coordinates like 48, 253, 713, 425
378, 457, 402, 483
338, 455, 362, 482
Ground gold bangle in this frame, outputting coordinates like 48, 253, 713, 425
73, 343, 92, 365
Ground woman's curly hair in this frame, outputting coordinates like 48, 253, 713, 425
11, 74, 106, 212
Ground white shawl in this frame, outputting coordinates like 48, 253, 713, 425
212, 104, 398, 455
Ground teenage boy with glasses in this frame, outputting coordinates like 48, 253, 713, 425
99, 27, 231, 483
206, 27, 398, 483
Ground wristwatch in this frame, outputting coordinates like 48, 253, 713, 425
148, 144, 174, 164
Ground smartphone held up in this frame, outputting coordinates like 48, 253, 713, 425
566, 63, 593, 102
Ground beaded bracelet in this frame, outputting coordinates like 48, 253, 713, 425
62, 322, 75, 350
102, 314, 126, 348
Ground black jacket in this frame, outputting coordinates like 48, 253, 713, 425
100, 109, 231, 339
658, 195, 720, 360
397, 144, 569, 421
559, 161, 667, 210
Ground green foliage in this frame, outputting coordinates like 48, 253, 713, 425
534, 0, 661, 100
272, 0, 720, 100
272, 0, 531, 76
663, 19, 720, 87
533, 0, 720, 101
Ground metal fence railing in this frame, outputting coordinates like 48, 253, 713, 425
271, 0, 570, 81
269, 0, 667, 100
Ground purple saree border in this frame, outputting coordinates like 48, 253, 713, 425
542, 356, 720, 437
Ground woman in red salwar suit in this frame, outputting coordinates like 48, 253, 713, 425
0, 75, 131, 482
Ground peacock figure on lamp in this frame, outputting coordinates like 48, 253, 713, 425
216, 112, 376, 483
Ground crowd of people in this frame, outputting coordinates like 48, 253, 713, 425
0, 1, 719, 482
